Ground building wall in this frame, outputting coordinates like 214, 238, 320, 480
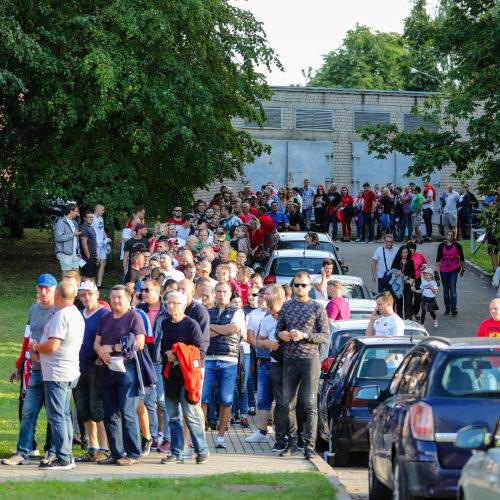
194, 86, 474, 201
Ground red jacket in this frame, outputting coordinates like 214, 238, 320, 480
164, 342, 202, 404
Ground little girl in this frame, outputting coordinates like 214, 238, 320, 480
412, 267, 439, 328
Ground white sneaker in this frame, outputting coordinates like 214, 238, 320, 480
216, 436, 226, 449
245, 431, 269, 443
434, 319, 439, 328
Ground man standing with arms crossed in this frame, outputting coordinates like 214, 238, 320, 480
3, 274, 58, 466
30, 281, 85, 470
278, 272, 329, 459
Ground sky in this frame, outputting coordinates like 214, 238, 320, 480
232, 0, 438, 86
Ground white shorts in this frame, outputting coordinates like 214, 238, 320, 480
97, 244, 108, 261
56, 253, 80, 271
442, 213, 457, 228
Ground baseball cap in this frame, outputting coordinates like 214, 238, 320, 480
78, 281, 98, 292
422, 267, 434, 275
36, 274, 57, 288
257, 287, 267, 295
135, 223, 147, 230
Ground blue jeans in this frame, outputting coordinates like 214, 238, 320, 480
360, 213, 374, 241
324, 213, 339, 241
232, 353, 251, 417
44, 378, 79, 462
400, 213, 412, 240
247, 351, 256, 407
144, 363, 171, 441
302, 207, 312, 230
165, 387, 209, 459
100, 363, 141, 459
17, 370, 54, 458
257, 360, 274, 411
201, 359, 238, 406
440, 269, 459, 311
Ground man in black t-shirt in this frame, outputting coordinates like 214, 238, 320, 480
288, 203, 306, 232
125, 252, 145, 295
80, 211, 98, 279
122, 223, 149, 275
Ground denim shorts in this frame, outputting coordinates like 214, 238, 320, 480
257, 360, 274, 411
201, 359, 238, 406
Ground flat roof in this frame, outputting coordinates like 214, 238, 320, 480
270, 85, 440, 97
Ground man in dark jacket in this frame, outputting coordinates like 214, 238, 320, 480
201, 281, 245, 450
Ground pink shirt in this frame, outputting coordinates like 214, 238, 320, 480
411, 252, 427, 279
440, 243, 460, 273
326, 297, 351, 321
147, 307, 160, 328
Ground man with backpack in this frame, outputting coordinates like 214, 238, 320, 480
371, 234, 398, 293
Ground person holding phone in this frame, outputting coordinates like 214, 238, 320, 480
365, 291, 405, 337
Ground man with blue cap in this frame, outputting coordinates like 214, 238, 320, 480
3, 274, 57, 466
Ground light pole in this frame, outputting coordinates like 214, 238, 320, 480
410, 67, 443, 86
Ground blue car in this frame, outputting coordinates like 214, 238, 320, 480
366, 337, 500, 499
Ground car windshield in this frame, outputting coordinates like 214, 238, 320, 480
270, 257, 338, 276
341, 284, 366, 299
331, 328, 425, 356
356, 346, 411, 380
437, 354, 500, 397
278, 240, 333, 253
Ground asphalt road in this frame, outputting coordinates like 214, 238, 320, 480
337, 240, 495, 338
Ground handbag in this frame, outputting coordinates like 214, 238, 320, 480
380, 248, 393, 290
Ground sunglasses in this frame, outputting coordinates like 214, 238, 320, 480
141, 288, 151, 293
293, 283, 310, 288
251, 293, 260, 297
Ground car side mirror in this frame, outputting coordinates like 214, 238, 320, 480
341, 265, 349, 274
356, 385, 380, 401
370, 291, 377, 299
455, 426, 489, 451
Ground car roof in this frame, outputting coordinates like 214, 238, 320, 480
277, 231, 332, 243
329, 274, 364, 284
417, 336, 500, 350
317, 298, 375, 310
353, 336, 421, 345
330, 318, 428, 332
270, 249, 336, 259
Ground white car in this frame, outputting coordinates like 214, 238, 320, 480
262, 249, 342, 285
315, 298, 376, 319
456, 420, 500, 500
313, 274, 372, 300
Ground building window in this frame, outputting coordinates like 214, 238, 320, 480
403, 113, 438, 132
353, 111, 390, 131
295, 109, 333, 131
243, 107, 282, 129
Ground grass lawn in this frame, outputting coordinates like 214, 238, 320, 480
1, 472, 336, 498
462, 240, 494, 275
0, 228, 122, 457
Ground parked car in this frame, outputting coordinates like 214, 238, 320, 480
262, 249, 346, 284
455, 419, 500, 500
316, 298, 377, 319
313, 274, 371, 300
320, 319, 429, 373
317, 336, 421, 465
272, 231, 348, 271
367, 337, 500, 499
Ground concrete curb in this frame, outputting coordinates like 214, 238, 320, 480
310, 456, 353, 500
465, 259, 493, 284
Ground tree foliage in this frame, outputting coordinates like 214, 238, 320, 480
305, 24, 440, 91
0, 0, 281, 236
360, 0, 499, 194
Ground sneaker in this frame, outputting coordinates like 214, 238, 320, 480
39, 458, 73, 470
161, 455, 184, 464
151, 438, 158, 450
230, 414, 240, 425
297, 436, 305, 450
279, 445, 301, 457
76, 450, 97, 463
240, 417, 250, 428
304, 448, 317, 460
142, 436, 153, 456
444, 309, 450, 315
157, 440, 171, 453
245, 431, 269, 443
355, 239, 361, 243
196, 453, 209, 464
98, 456, 117, 465
433, 319, 439, 328
117, 457, 141, 466
40, 453, 56, 466
216, 436, 226, 449
205, 420, 218, 431
414, 315, 421, 321
272, 441, 287, 452
452, 310, 458, 316
30, 449, 40, 457
2, 453, 29, 466
248, 406, 256, 416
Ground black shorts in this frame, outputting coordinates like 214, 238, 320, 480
81, 256, 98, 278
74, 365, 104, 422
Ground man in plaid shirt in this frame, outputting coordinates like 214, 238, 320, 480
300, 179, 316, 230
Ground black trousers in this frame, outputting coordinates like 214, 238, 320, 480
423, 208, 433, 238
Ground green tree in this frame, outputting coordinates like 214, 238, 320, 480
0, 0, 281, 237
361, 0, 499, 194
305, 24, 440, 91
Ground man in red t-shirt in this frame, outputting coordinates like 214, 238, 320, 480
477, 299, 500, 337
360, 183, 376, 243
166, 206, 183, 225
257, 206, 275, 241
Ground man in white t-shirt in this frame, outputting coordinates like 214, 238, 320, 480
372, 234, 398, 293
365, 291, 405, 337
29, 281, 85, 470
92, 203, 109, 289
442, 186, 460, 238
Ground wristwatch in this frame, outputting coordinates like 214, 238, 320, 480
303, 333, 309, 340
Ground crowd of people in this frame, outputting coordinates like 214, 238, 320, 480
3, 178, 499, 471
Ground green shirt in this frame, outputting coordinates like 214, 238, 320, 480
410, 193, 424, 214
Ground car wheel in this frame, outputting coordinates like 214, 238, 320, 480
368, 449, 390, 500
392, 460, 423, 500
328, 419, 350, 467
